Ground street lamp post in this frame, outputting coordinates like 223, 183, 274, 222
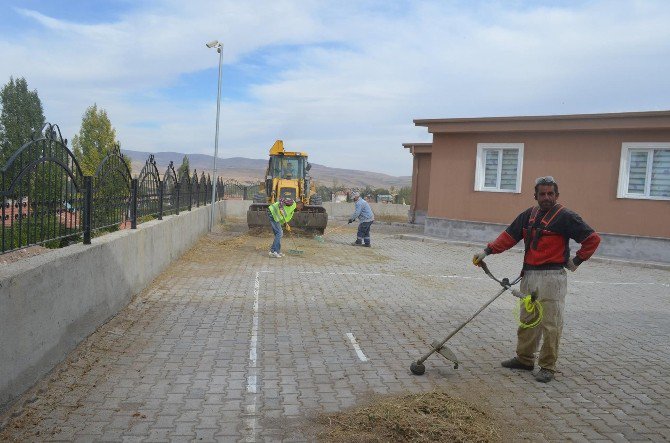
206, 40, 223, 232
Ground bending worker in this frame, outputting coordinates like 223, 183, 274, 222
473, 176, 600, 383
268, 197, 303, 258
348, 191, 375, 247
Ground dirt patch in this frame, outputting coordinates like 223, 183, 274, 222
375, 215, 410, 223
0, 300, 152, 441
0, 245, 50, 265
314, 391, 500, 442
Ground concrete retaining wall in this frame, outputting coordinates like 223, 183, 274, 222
0, 200, 410, 411
425, 217, 670, 264
219, 199, 411, 221
0, 203, 226, 411
323, 201, 410, 220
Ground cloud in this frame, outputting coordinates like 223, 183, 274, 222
1, 0, 669, 175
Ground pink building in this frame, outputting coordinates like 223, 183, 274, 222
405, 111, 670, 263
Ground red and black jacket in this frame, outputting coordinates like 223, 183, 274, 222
486, 204, 601, 270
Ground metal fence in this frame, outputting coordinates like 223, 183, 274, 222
1, 123, 224, 255
222, 179, 261, 200
1, 124, 85, 252
92, 144, 131, 232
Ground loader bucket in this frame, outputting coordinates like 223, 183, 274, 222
291, 205, 328, 234
247, 204, 271, 230
247, 204, 328, 234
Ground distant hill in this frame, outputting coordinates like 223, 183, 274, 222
121, 149, 411, 189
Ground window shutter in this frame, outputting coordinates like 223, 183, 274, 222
627, 151, 648, 194
500, 149, 518, 190
650, 149, 670, 197
484, 150, 498, 187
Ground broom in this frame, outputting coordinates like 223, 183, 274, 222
314, 220, 352, 243
280, 213, 304, 256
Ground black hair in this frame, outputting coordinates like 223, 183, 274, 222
534, 182, 559, 194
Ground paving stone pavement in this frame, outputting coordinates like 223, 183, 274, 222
1, 222, 669, 442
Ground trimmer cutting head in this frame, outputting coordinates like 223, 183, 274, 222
409, 259, 522, 375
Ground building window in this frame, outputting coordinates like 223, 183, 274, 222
474, 143, 524, 193
617, 143, 670, 200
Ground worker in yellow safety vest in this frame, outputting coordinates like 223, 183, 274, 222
267, 198, 303, 258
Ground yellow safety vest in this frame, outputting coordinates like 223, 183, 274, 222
269, 201, 297, 223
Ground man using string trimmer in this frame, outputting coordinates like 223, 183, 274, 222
473, 176, 601, 383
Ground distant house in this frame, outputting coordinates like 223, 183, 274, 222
2, 198, 29, 227
376, 194, 394, 203
405, 110, 670, 263
332, 191, 348, 203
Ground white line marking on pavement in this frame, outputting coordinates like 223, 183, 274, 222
346, 333, 369, 362
247, 375, 257, 394
573, 280, 670, 287
244, 271, 261, 442
249, 272, 259, 375
298, 271, 667, 287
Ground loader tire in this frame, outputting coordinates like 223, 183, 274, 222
253, 193, 266, 204
309, 194, 323, 205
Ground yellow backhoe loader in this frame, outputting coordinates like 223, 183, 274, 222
247, 140, 328, 233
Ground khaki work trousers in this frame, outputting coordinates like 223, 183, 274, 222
516, 269, 567, 372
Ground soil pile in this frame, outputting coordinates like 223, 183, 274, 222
316, 391, 500, 442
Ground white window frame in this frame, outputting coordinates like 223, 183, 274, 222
617, 142, 670, 201
474, 143, 524, 193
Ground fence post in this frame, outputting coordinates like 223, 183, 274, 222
131, 178, 138, 229
158, 183, 163, 220
243, 186, 248, 201
83, 176, 92, 245
175, 182, 180, 215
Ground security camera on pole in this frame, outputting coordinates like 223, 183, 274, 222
206, 40, 223, 232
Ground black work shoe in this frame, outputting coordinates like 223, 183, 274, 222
352, 242, 363, 246
501, 357, 534, 371
535, 368, 554, 383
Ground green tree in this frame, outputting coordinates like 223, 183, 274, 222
315, 185, 332, 202
72, 103, 118, 175
397, 186, 412, 205
0, 76, 46, 164
177, 155, 190, 180
361, 185, 375, 199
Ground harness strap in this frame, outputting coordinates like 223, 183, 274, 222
526, 204, 563, 251
524, 206, 540, 252
540, 204, 563, 227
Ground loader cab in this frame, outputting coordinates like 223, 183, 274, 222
269, 156, 305, 180
266, 155, 308, 199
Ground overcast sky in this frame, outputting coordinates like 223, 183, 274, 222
1, 0, 669, 176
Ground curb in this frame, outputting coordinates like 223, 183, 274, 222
393, 234, 670, 271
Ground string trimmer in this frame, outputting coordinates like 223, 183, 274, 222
410, 260, 536, 375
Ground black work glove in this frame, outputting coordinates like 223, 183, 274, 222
348, 218, 354, 224
565, 257, 578, 272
